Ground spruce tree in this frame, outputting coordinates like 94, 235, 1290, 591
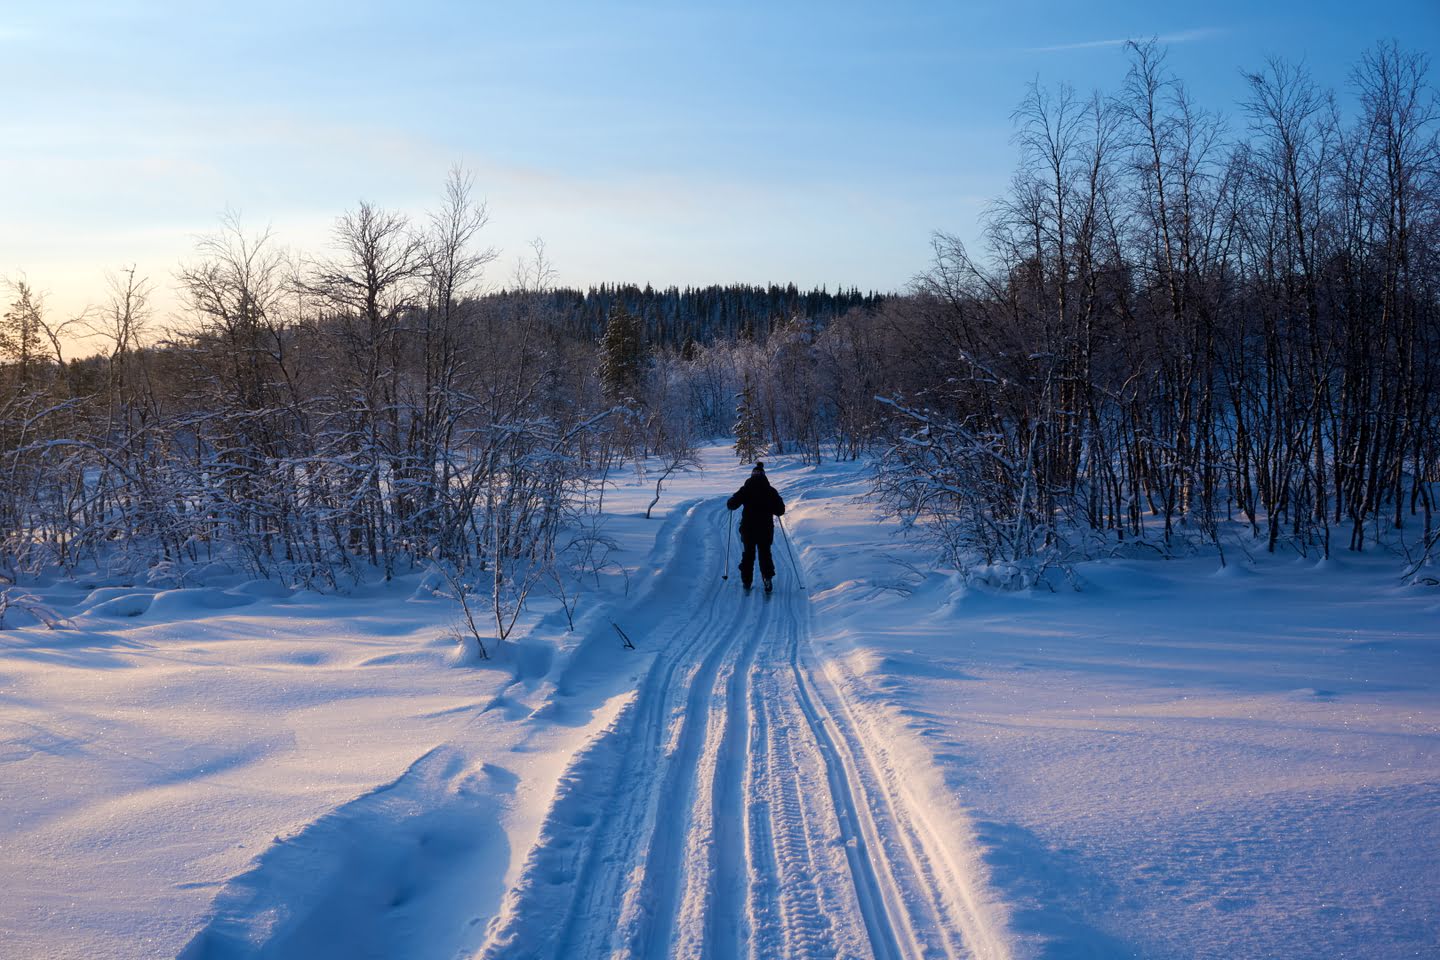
1, 281, 47, 394
734, 375, 765, 463
598, 304, 645, 405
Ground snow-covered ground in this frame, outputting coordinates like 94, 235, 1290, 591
785, 458, 1440, 960
2, 444, 1436, 959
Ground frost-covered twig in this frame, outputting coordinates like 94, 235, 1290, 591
0, 590, 68, 631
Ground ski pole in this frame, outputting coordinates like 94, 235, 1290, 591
723, 509, 733, 581
778, 516, 805, 590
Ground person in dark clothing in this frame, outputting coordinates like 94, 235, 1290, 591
726, 461, 786, 591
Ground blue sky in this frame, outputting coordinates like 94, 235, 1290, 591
3, 0, 1437, 331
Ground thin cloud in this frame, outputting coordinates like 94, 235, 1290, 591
1025, 27, 1224, 54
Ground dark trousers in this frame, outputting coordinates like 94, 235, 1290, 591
738, 537, 775, 586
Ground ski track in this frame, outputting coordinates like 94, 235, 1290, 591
478, 499, 1012, 960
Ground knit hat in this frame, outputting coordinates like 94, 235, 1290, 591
751, 461, 766, 475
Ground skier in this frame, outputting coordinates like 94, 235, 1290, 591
726, 461, 786, 592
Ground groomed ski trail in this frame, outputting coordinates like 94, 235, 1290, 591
478, 499, 1012, 960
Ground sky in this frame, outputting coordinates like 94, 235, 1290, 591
2, 0, 1438, 350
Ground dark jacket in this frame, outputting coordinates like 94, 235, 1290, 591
727, 474, 785, 543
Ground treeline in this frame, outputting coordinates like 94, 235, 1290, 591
3, 40, 1438, 605
861, 41, 1440, 580
486, 282, 883, 347
0, 177, 644, 652
0, 166, 884, 640
642, 40, 1440, 582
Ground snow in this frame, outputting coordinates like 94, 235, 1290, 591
786, 457, 1440, 960
2, 443, 1437, 959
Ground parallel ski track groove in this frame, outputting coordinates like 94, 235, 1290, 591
755, 665, 847, 959
568, 504, 745, 959
800, 646, 1008, 960
478, 501, 726, 959
479, 494, 1012, 960
780, 598, 907, 960
701, 584, 768, 959
742, 694, 782, 960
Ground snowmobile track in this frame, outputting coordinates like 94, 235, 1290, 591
478, 498, 1012, 960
